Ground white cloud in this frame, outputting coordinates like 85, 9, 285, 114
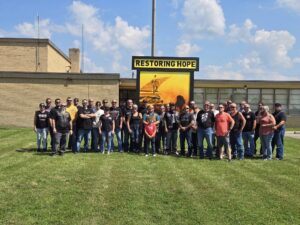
175, 41, 200, 57
83, 56, 104, 73
15, 19, 52, 38
66, 1, 150, 74
179, 0, 225, 39
277, 0, 300, 13
228, 19, 297, 69
199, 65, 244, 80
253, 29, 295, 68
114, 16, 150, 54
228, 19, 256, 43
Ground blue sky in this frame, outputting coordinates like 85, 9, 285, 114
0, 0, 300, 80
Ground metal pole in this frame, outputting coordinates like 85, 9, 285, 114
81, 24, 84, 73
151, 0, 156, 56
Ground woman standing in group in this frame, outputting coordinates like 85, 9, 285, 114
127, 104, 143, 153
99, 107, 115, 154
259, 106, 276, 160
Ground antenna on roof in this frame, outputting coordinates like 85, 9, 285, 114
81, 24, 84, 74
36, 14, 40, 72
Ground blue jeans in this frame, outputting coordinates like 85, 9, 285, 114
36, 128, 48, 150
261, 133, 274, 159
230, 131, 244, 159
166, 129, 178, 153
272, 127, 285, 159
130, 126, 140, 152
91, 127, 100, 152
76, 129, 91, 152
197, 127, 213, 159
179, 129, 192, 155
144, 136, 156, 155
101, 130, 112, 152
242, 131, 255, 157
111, 127, 123, 152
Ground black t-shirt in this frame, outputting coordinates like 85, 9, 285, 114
157, 112, 166, 131
49, 106, 60, 119
110, 107, 122, 128
164, 111, 179, 130
273, 110, 287, 129
54, 110, 71, 133
179, 112, 193, 128
35, 111, 49, 129
122, 107, 132, 123
138, 105, 148, 116
242, 111, 256, 132
77, 107, 94, 130
100, 115, 114, 132
196, 110, 215, 129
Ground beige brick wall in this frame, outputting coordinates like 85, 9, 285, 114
0, 42, 48, 72
47, 45, 71, 73
0, 73, 119, 127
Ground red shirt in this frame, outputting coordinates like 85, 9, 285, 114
215, 112, 232, 136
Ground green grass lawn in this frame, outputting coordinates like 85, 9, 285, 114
0, 128, 299, 225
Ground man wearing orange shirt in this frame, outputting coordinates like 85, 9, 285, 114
215, 104, 235, 161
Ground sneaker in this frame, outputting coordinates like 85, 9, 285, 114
107, 152, 110, 155
145, 154, 149, 157
101, 151, 105, 154
50, 152, 57, 157
153, 154, 157, 157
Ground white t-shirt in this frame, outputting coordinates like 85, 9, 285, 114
93, 109, 104, 128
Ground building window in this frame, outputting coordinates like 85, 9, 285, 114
205, 88, 218, 105
248, 89, 261, 111
194, 88, 204, 107
262, 89, 274, 112
275, 89, 288, 113
233, 88, 247, 104
219, 88, 233, 104
289, 89, 300, 115
119, 90, 138, 105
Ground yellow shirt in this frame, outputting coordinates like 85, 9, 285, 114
66, 104, 78, 122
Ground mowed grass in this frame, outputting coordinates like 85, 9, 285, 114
0, 128, 299, 225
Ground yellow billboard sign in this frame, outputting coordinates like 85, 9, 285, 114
139, 71, 190, 108
132, 56, 199, 71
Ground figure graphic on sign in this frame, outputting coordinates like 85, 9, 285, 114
151, 75, 159, 95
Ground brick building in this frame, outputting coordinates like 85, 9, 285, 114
0, 38, 80, 73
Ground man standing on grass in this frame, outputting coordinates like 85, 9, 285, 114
229, 103, 246, 160
76, 99, 96, 153
164, 103, 179, 155
34, 103, 49, 152
215, 104, 235, 161
122, 99, 134, 152
49, 98, 62, 153
52, 103, 72, 156
196, 101, 215, 159
178, 105, 194, 157
110, 100, 123, 152
272, 103, 287, 160
66, 97, 78, 151
242, 104, 256, 157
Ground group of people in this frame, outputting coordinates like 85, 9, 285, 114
34, 97, 286, 160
